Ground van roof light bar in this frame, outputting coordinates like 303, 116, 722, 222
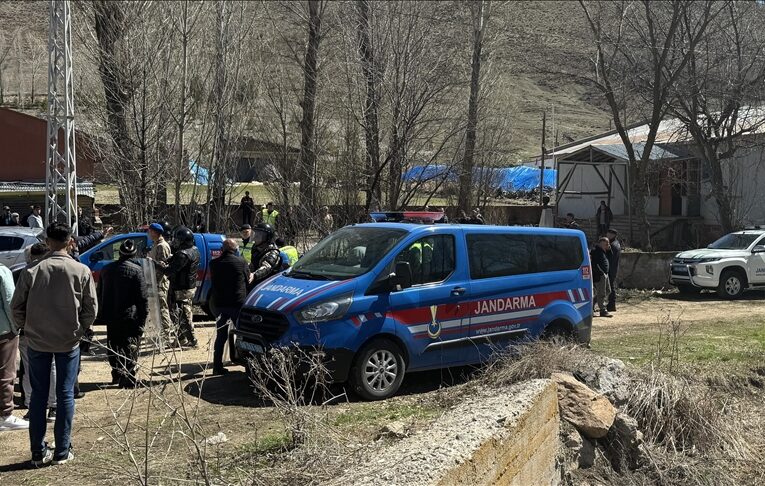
370, 211, 445, 224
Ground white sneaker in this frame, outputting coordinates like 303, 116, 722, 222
52, 449, 74, 465
0, 414, 30, 431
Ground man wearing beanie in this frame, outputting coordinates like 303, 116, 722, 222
12, 223, 97, 466
147, 222, 174, 344
97, 239, 149, 388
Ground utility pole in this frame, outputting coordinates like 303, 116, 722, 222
539, 111, 546, 206
45, 0, 78, 234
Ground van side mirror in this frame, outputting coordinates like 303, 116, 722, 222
89, 251, 104, 263
390, 261, 413, 291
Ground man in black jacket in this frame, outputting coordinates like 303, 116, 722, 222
97, 240, 149, 388
209, 239, 252, 375
606, 229, 621, 312
162, 227, 200, 348
590, 237, 612, 318
249, 223, 282, 287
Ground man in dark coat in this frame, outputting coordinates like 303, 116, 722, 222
590, 237, 612, 318
595, 201, 613, 237
209, 239, 251, 375
97, 240, 148, 388
606, 229, 621, 312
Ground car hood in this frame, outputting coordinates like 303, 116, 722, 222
675, 248, 749, 260
243, 273, 353, 313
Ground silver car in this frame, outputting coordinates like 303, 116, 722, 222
0, 228, 44, 267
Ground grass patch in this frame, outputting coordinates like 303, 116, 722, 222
237, 431, 293, 455
333, 401, 440, 428
592, 317, 765, 369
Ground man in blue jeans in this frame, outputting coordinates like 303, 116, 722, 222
209, 239, 251, 375
12, 223, 98, 467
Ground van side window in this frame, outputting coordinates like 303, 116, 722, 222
394, 235, 455, 285
534, 235, 583, 272
467, 234, 532, 279
467, 233, 583, 279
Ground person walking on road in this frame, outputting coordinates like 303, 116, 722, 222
590, 237, 612, 318
606, 229, 621, 312
209, 239, 251, 375
27, 205, 43, 229
162, 227, 200, 348
11, 223, 98, 466
147, 223, 174, 344
0, 260, 28, 432
98, 240, 149, 388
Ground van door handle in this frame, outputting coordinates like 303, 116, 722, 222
451, 286, 466, 296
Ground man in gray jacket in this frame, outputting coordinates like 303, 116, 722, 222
12, 223, 98, 467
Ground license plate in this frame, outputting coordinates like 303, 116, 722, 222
237, 340, 264, 354
672, 265, 686, 273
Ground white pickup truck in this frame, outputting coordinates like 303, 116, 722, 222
670, 229, 765, 298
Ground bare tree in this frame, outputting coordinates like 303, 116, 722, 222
670, 2, 765, 232
579, 0, 724, 249
459, 0, 490, 212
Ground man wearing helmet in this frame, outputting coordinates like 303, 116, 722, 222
161, 227, 200, 347
249, 223, 282, 286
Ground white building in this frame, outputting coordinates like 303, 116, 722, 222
553, 117, 765, 246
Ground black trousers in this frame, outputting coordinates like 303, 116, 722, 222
608, 272, 617, 309
107, 334, 142, 387
242, 211, 253, 226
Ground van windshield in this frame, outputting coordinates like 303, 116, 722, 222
289, 227, 407, 279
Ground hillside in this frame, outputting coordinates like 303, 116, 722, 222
0, 0, 610, 161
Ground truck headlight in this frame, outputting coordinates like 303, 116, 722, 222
698, 258, 720, 263
295, 292, 353, 324
706, 265, 714, 275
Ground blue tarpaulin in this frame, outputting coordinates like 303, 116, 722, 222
188, 160, 209, 185
402, 164, 556, 191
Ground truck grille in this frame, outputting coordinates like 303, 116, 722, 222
237, 308, 289, 342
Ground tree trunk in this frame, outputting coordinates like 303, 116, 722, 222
356, 0, 381, 210
459, 0, 488, 212
298, 0, 323, 216
707, 154, 735, 233
175, 2, 190, 224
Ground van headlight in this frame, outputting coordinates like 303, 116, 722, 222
295, 292, 353, 324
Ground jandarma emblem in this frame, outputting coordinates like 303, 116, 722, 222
427, 305, 441, 339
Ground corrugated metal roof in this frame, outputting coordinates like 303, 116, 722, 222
0, 181, 95, 198
593, 143, 683, 161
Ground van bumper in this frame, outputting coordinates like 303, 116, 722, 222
575, 315, 592, 344
230, 330, 354, 383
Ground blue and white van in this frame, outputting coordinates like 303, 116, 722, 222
231, 220, 592, 400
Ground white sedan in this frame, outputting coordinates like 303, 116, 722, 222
0, 228, 44, 267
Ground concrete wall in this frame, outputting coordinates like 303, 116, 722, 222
335, 379, 560, 486
617, 251, 676, 289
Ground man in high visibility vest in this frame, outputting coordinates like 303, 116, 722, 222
239, 224, 254, 265
407, 239, 433, 284
261, 202, 279, 229
275, 237, 299, 267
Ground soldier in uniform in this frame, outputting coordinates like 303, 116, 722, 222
162, 227, 200, 347
147, 223, 174, 344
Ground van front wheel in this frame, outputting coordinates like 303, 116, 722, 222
350, 339, 406, 401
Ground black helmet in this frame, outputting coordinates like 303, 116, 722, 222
161, 221, 173, 239
173, 226, 195, 248
253, 223, 275, 246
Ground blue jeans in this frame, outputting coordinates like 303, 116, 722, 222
28, 346, 80, 458
213, 307, 240, 369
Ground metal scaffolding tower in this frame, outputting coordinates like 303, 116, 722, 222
45, 0, 78, 234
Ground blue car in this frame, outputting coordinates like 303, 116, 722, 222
80, 232, 225, 316
231, 222, 592, 400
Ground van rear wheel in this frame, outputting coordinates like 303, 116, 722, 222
350, 339, 405, 401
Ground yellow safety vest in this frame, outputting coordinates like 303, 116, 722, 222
262, 209, 279, 227
281, 245, 299, 266
240, 240, 254, 263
